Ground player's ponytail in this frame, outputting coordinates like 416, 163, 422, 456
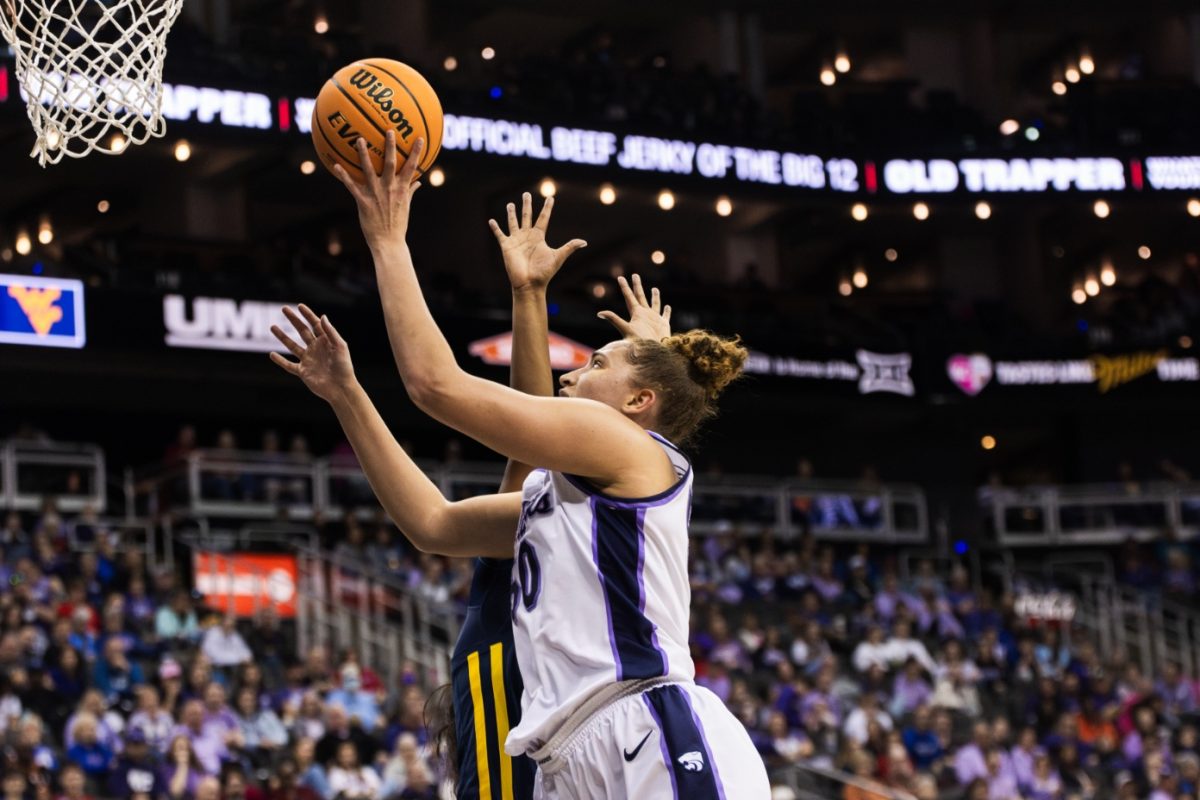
424, 683, 459, 782
627, 330, 747, 445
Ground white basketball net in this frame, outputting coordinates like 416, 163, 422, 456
0, 0, 185, 165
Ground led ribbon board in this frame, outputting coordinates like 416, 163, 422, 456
0, 273, 85, 348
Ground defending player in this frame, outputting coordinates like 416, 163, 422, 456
270, 132, 770, 798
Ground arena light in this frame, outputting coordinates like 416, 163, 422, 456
913, 202, 930, 221
44, 128, 62, 150
36, 216, 52, 245
1084, 275, 1100, 296
299, 160, 316, 175
1093, 199, 1110, 219
1079, 53, 1095, 75
1051, 80, 1067, 96
428, 167, 445, 187
1181, 336, 1194, 349
97, 199, 110, 214
1024, 127, 1040, 142
443, 56, 458, 72
14, 228, 31, 256
650, 250, 666, 265
538, 178, 556, 198
1138, 245, 1151, 260
0, 248, 10, 263
1189, 198, 1200, 218
981, 435, 997, 451
1065, 65, 1081, 84
313, 15, 329, 34
327, 231, 342, 257
834, 52, 851, 74
884, 248, 898, 262
974, 201, 992, 220
852, 267, 868, 289
838, 278, 853, 297
1071, 285, 1087, 305
715, 196, 733, 217
109, 133, 126, 153
1100, 261, 1117, 286
657, 189, 675, 210
999, 119, 1020, 136
598, 183, 616, 205
481, 46, 496, 61
174, 139, 191, 162
819, 65, 836, 86
591, 282, 607, 299
851, 203, 868, 221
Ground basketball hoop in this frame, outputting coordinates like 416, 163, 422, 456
0, 0, 185, 165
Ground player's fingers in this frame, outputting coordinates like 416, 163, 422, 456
281, 307, 315, 343
487, 219, 506, 243
663, 305, 672, 326
270, 326, 305, 358
650, 287, 661, 313
521, 191, 533, 229
505, 202, 519, 235
321, 315, 347, 347
534, 195, 554, 231
356, 138, 380, 193
554, 239, 587, 262
597, 311, 632, 336
616, 275, 638, 312
631, 273, 650, 307
331, 164, 365, 201
297, 304, 323, 332
269, 351, 301, 376
383, 130, 397, 181
399, 137, 424, 185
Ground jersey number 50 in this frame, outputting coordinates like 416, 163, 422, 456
510, 541, 541, 621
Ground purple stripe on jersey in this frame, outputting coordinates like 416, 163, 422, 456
636, 508, 669, 675
590, 497, 623, 681
562, 471, 691, 509
681, 689, 727, 800
643, 693, 680, 800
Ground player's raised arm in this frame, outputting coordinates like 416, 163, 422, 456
492, 191, 586, 493
268, 305, 519, 558
332, 133, 671, 498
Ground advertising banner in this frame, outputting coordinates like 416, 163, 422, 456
192, 552, 298, 617
0, 273, 85, 349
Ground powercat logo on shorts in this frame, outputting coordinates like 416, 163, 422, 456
347, 67, 415, 139
163, 294, 301, 353
678, 752, 705, 772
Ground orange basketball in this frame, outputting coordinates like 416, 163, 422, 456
311, 58, 443, 181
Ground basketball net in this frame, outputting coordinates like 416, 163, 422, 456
0, 0, 184, 165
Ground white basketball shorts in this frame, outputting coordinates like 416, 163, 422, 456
530, 681, 770, 799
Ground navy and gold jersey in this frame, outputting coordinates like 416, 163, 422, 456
451, 557, 535, 800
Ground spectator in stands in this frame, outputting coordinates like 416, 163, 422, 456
92, 638, 144, 710
127, 685, 174, 756
292, 739, 331, 800
233, 685, 287, 762
201, 617, 252, 668
325, 742, 378, 800
843, 690, 892, 746
156, 592, 199, 648
108, 728, 161, 799
852, 624, 890, 675
56, 762, 92, 800
172, 699, 227, 776
324, 666, 379, 734
315, 705, 375, 768
64, 713, 112, 784
160, 734, 204, 800
955, 721, 993, 785
264, 757, 319, 800
1, 772, 27, 800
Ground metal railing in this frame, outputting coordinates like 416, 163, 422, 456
294, 545, 457, 691
985, 481, 1200, 546
772, 763, 916, 800
1076, 574, 1200, 679
1, 439, 106, 513
134, 449, 929, 543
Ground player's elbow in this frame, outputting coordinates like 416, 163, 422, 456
405, 370, 460, 416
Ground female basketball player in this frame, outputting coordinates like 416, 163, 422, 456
270, 132, 770, 798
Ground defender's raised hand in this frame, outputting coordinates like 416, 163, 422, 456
598, 274, 672, 341
331, 130, 424, 249
489, 192, 586, 293
269, 305, 356, 403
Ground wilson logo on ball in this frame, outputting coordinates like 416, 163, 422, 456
347, 68, 415, 138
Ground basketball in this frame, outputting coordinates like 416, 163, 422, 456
310, 58, 443, 181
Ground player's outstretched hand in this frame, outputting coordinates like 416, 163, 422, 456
598, 274, 672, 341
488, 192, 586, 293
269, 305, 356, 403
331, 130, 423, 249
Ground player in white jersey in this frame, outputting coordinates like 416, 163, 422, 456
269, 134, 771, 799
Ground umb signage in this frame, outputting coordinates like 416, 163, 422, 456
164, 294, 300, 353
0, 274, 86, 349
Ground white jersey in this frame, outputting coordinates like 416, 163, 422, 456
505, 432, 696, 755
